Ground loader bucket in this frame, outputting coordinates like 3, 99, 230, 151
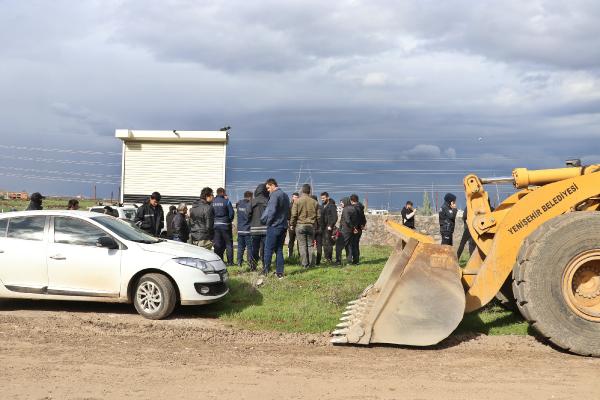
331, 221, 465, 346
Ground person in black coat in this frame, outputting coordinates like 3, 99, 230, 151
189, 187, 215, 250
134, 192, 164, 237
319, 193, 338, 263
26, 192, 44, 210
165, 205, 177, 239
353, 195, 367, 263
171, 203, 190, 243
401, 201, 416, 229
236, 191, 253, 267
335, 197, 360, 265
439, 193, 458, 246
248, 184, 269, 271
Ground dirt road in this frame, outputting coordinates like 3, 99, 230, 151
1, 300, 598, 400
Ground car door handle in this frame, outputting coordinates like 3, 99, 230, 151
49, 254, 66, 260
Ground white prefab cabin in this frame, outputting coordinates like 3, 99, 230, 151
115, 129, 228, 205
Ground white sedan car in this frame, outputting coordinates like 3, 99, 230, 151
0, 210, 228, 319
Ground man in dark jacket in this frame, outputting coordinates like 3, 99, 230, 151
212, 188, 235, 265
335, 197, 360, 265
26, 192, 44, 210
171, 203, 190, 243
261, 178, 290, 278
134, 192, 164, 237
320, 192, 337, 263
236, 191, 253, 267
457, 206, 476, 259
286, 192, 299, 258
401, 201, 416, 229
353, 195, 367, 263
166, 205, 177, 239
439, 193, 458, 246
249, 184, 269, 271
190, 187, 215, 250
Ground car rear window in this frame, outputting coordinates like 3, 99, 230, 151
0, 218, 7, 237
7, 216, 46, 241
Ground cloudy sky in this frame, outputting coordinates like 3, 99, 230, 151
1, 0, 599, 209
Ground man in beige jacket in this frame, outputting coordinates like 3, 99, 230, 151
289, 184, 321, 268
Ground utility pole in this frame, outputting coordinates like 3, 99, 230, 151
93, 185, 97, 201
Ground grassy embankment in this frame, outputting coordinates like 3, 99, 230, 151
200, 245, 529, 336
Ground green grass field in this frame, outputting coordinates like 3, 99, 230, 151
0, 198, 98, 212
199, 245, 529, 336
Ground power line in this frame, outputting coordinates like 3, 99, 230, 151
227, 155, 487, 162
0, 172, 118, 185
0, 166, 120, 179
0, 154, 120, 167
0, 144, 121, 157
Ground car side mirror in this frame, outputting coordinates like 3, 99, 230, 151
96, 236, 119, 250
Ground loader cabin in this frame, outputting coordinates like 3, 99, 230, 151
116, 129, 228, 207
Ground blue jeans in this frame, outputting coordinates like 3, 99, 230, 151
237, 234, 253, 265
264, 225, 287, 275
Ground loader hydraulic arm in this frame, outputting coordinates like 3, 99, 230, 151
463, 164, 600, 312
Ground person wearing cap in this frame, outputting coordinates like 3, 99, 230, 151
26, 192, 45, 210
439, 192, 458, 246
134, 191, 165, 237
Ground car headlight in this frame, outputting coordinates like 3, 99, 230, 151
174, 257, 215, 273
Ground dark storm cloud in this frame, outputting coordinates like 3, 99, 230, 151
0, 0, 598, 207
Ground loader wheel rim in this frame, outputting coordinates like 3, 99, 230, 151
562, 250, 600, 322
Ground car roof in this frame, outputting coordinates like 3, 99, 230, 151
0, 210, 104, 219
89, 205, 136, 209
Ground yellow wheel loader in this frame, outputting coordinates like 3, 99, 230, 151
332, 161, 600, 356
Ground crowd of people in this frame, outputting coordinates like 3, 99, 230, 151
21, 185, 475, 277
131, 179, 367, 279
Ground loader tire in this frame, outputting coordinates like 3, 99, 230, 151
513, 212, 600, 357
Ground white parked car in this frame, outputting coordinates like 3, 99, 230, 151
0, 210, 229, 319
89, 205, 137, 221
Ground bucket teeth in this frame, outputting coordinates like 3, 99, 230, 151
330, 336, 349, 344
332, 328, 349, 336
336, 322, 351, 328
348, 299, 360, 305
342, 310, 355, 316
340, 315, 353, 321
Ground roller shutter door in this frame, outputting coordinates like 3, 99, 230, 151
122, 141, 226, 204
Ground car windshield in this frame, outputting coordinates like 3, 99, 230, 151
91, 215, 160, 243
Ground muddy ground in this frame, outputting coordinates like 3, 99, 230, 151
0, 300, 598, 400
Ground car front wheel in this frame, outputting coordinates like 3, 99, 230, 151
134, 273, 177, 320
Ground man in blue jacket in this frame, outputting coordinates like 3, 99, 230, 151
261, 178, 290, 279
212, 187, 235, 265
236, 191, 253, 268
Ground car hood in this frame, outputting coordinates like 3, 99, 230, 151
136, 240, 222, 262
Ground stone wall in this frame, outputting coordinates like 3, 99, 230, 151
360, 214, 464, 247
